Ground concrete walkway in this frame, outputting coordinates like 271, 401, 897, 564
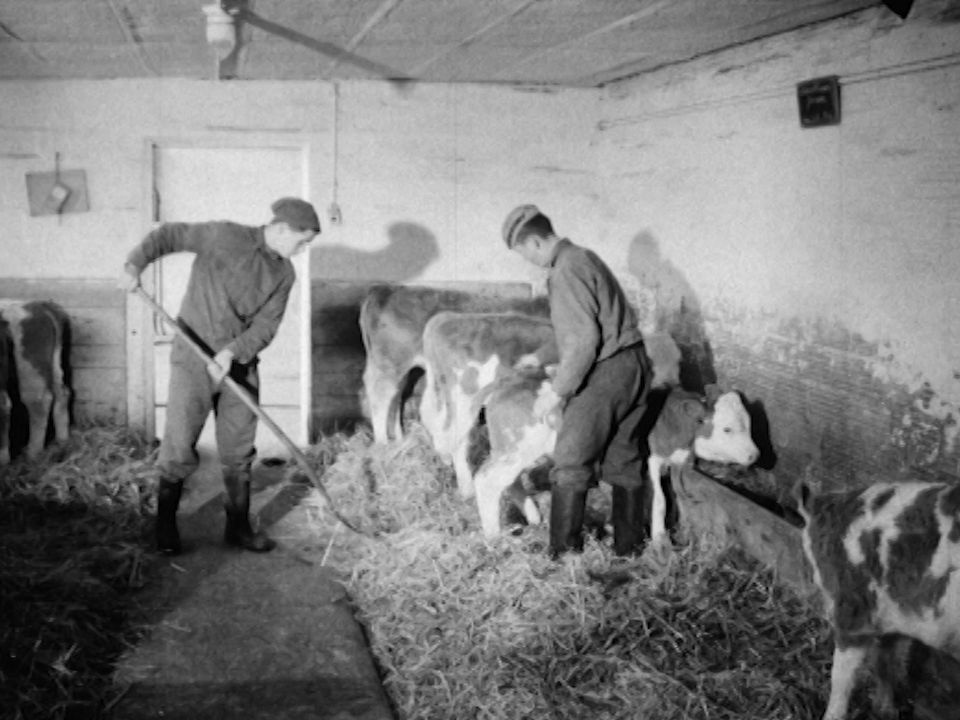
113, 446, 394, 720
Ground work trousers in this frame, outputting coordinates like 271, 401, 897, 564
157, 342, 259, 481
551, 343, 651, 492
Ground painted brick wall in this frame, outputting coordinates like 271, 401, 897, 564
595, 5, 960, 498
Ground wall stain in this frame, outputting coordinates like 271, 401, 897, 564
705, 305, 960, 501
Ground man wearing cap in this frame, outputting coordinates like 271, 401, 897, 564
502, 204, 651, 558
120, 197, 321, 555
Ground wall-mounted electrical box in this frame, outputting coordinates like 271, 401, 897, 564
797, 76, 841, 128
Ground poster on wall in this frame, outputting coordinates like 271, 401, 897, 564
25, 169, 90, 217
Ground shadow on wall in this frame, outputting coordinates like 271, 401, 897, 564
310, 221, 439, 281
310, 222, 440, 438
627, 231, 717, 394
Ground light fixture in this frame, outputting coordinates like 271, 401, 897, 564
203, 3, 236, 59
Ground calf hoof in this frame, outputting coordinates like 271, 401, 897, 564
0, 450, 9, 466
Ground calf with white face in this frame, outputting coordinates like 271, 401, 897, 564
647, 387, 760, 548
797, 480, 960, 720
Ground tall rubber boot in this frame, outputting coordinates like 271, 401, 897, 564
156, 478, 184, 556
223, 470, 276, 553
549, 485, 587, 559
611, 484, 648, 557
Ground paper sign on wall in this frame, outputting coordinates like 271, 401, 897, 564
25, 169, 90, 217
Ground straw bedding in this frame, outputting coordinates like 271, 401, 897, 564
302, 424, 856, 720
0, 420, 876, 719
0, 424, 159, 719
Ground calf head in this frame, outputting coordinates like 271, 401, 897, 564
693, 391, 759, 467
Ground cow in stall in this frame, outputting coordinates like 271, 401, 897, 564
471, 370, 759, 544
796, 479, 960, 720
418, 311, 558, 498
358, 284, 549, 444
0, 300, 71, 463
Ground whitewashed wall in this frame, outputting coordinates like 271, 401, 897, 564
0, 78, 597, 431
595, 6, 960, 494
313, 81, 597, 289
0, 79, 596, 289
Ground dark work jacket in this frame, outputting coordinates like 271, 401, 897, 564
126, 221, 295, 365
545, 239, 643, 397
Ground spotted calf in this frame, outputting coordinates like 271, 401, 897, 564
418, 311, 557, 498
797, 480, 960, 720
358, 284, 549, 444
0, 300, 71, 462
646, 386, 759, 549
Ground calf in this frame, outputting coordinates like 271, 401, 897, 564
471, 369, 560, 536
0, 300, 71, 461
797, 480, 960, 720
471, 375, 758, 541
646, 386, 759, 548
419, 311, 558, 497
358, 284, 549, 444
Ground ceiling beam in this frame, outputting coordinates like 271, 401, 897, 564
104, 0, 157, 75
408, 0, 540, 78
492, 0, 671, 81
327, 0, 407, 75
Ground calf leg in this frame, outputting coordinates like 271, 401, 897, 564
364, 367, 398, 444
474, 455, 527, 537
452, 436, 476, 499
20, 375, 53, 459
824, 644, 868, 720
647, 456, 668, 548
50, 346, 70, 444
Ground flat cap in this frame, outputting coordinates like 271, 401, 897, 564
271, 197, 321, 233
502, 204, 542, 249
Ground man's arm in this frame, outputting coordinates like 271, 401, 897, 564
120, 222, 216, 289
549, 262, 601, 397
222, 271, 296, 365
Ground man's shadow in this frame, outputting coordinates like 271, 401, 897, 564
309, 221, 439, 281
627, 231, 716, 394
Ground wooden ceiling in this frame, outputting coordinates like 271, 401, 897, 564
0, 0, 888, 87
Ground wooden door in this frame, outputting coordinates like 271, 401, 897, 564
150, 145, 310, 457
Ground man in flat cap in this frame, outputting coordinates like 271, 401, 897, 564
503, 204, 652, 558
121, 197, 321, 555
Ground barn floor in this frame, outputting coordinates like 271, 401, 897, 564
111, 445, 394, 720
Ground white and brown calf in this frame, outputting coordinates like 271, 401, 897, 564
470, 369, 560, 536
797, 480, 960, 720
418, 311, 558, 498
0, 299, 71, 463
358, 284, 549, 444
646, 386, 759, 549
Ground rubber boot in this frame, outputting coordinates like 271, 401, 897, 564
549, 485, 587, 559
223, 470, 276, 553
611, 484, 648, 557
156, 478, 184, 556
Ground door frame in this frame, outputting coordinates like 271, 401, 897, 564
127, 136, 314, 443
